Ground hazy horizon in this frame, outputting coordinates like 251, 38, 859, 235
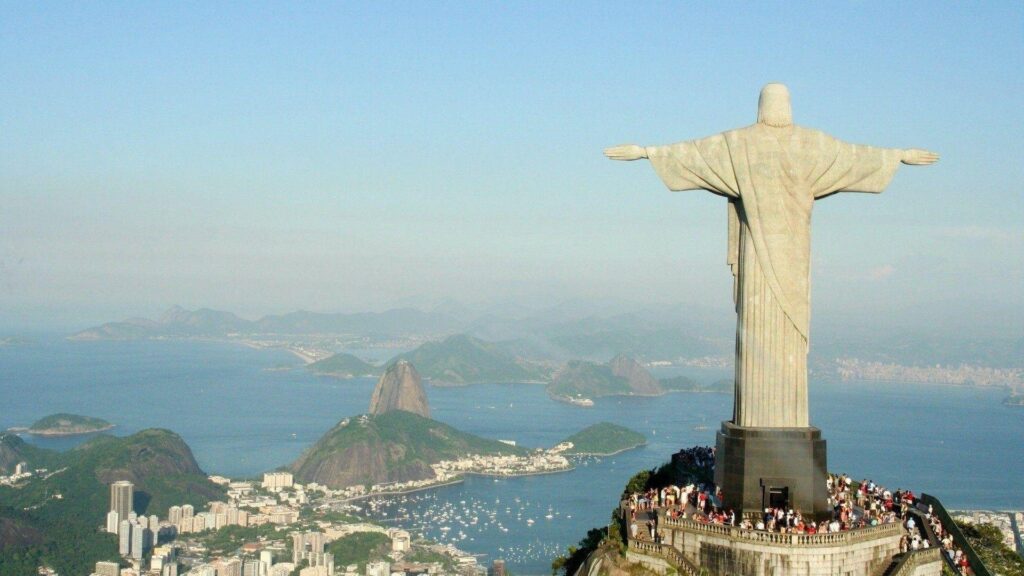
2, 3, 1022, 339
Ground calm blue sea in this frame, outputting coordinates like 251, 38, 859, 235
1, 337, 1021, 574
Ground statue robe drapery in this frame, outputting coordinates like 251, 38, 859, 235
646, 124, 903, 427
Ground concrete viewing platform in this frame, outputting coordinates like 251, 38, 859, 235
618, 495, 948, 576
623, 513, 942, 576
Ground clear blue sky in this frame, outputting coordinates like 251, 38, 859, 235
1, 1, 1022, 334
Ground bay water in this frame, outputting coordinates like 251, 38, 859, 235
2, 337, 1021, 574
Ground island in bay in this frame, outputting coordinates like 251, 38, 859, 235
24, 413, 114, 437
559, 422, 646, 456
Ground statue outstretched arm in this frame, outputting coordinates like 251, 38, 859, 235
606, 137, 739, 198
604, 144, 648, 161
901, 149, 939, 165
814, 142, 939, 199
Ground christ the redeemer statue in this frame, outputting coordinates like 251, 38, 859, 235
606, 83, 937, 431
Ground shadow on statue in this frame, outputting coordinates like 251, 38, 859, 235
714, 421, 830, 522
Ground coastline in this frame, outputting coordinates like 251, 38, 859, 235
463, 465, 575, 478
338, 477, 468, 502
26, 424, 115, 437
566, 442, 647, 458
329, 465, 577, 503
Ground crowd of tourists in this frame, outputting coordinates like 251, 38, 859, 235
622, 456, 976, 574
832, 474, 974, 574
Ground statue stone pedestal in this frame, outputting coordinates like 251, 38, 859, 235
714, 421, 830, 521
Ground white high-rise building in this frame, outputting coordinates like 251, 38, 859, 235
260, 550, 274, 575
130, 523, 146, 560
168, 505, 182, 525
118, 519, 132, 555
262, 472, 293, 490
106, 510, 120, 534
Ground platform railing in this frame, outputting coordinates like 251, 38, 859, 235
657, 512, 904, 547
919, 493, 992, 576
626, 538, 700, 576
883, 547, 942, 576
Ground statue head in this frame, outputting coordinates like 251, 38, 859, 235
757, 83, 792, 127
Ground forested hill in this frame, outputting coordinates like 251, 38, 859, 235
0, 429, 224, 576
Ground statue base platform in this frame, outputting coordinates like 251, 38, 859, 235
714, 421, 830, 521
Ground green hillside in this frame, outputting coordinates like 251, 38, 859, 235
291, 410, 528, 488
0, 429, 223, 576
308, 352, 379, 378
28, 413, 113, 435
560, 423, 646, 456
390, 334, 548, 385
0, 434, 58, 474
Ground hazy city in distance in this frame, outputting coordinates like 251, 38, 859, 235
2, 3, 1023, 576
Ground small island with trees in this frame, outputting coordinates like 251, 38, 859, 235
26, 413, 114, 437
559, 422, 646, 456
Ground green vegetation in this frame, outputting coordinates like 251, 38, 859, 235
308, 353, 379, 378
390, 334, 547, 385
956, 521, 1024, 576
0, 505, 121, 576
325, 532, 392, 572
550, 522, 630, 576
0, 429, 223, 575
619, 451, 714, 499
560, 423, 646, 456
192, 523, 285, 556
291, 410, 528, 488
404, 547, 459, 572
0, 433, 58, 474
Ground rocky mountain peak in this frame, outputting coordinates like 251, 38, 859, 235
368, 360, 430, 418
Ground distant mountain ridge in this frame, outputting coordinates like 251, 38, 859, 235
548, 355, 662, 400
71, 305, 463, 340
391, 334, 549, 385
65, 304, 1021, 370
547, 355, 720, 401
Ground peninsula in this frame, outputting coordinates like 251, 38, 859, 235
26, 413, 114, 437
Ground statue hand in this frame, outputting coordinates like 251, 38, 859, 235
604, 144, 647, 161
901, 149, 939, 165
